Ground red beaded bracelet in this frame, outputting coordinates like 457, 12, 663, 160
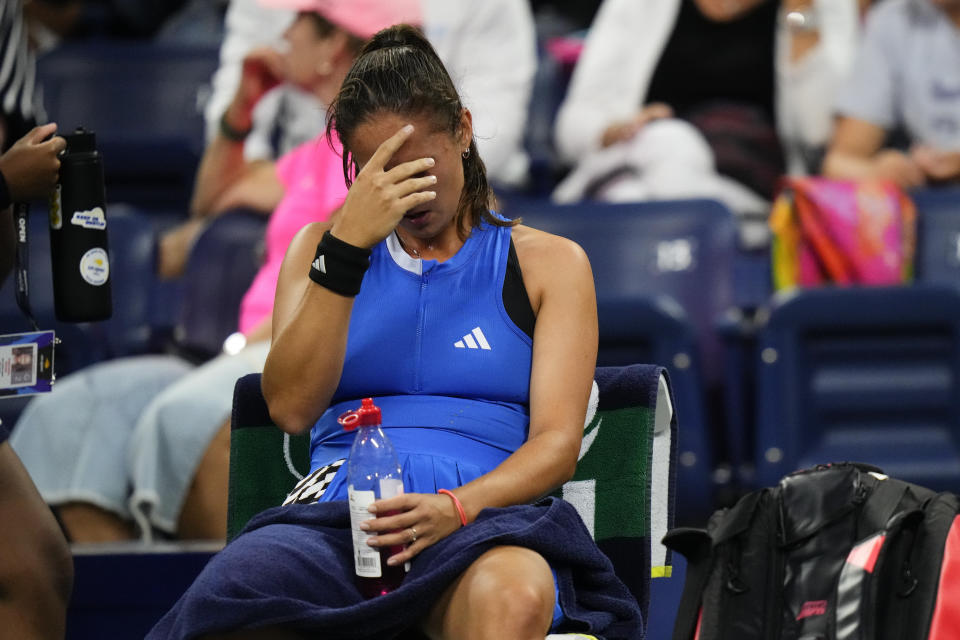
438, 489, 468, 527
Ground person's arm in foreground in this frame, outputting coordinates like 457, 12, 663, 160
0, 123, 65, 286
0, 441, 73, 639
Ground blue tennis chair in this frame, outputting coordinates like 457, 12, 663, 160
754, 285, 960, 490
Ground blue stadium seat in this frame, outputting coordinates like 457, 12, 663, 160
502, 198, 739, 521
505, 198, 737, 380
597, 298, 712, 520
754, 285, 960, 490
36, 42, 219, 211
172, 209, 267, 362
914, 186, 960, 286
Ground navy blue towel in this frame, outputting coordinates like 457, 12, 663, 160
149, 496, 644, 639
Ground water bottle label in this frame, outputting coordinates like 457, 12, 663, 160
79, 247, 110, 286
348, 487, 382, 578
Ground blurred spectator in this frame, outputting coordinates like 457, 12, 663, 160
822, 0, 960, 189
202, 0, 320, 163
8, 0, 386, 543
1, 0, 44, 149
201, 0, 535, 191
0, 3, 61, 289
159, 0, 535, 278
552, 0, 859, 221
529, 0, 603, 36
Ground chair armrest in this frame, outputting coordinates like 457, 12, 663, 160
227, 374, 309, 541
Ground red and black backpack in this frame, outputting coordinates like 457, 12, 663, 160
665, 463, 960, 640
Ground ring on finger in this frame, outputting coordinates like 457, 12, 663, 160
408, 526, 418, 543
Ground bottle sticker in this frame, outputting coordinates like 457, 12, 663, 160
49, 185, 62, 230
348, 487, 381, 578
70, 206, 107, 230
79, 247, 109, 286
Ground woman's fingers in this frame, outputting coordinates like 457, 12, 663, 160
398, 190, 437, 212
365, 124, 415, 173
385, 541, 423, 566
384, 156, 435, 182
362, 493, 464, 565
392, 175, 437, 199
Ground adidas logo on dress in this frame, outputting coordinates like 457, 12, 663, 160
312, 255, 326, 273
454, 327, 491, 350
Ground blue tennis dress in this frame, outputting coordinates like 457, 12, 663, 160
310, 221, 533, 500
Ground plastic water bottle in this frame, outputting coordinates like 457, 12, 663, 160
339, 397, 407, 597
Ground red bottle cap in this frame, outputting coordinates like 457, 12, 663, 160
338, 397, 381, 431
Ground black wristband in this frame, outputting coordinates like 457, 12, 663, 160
308, 231, 372, 296
219, 112, 252, 142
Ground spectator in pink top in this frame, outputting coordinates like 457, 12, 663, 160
9, 0, 415, 544
237, 134, 347, 334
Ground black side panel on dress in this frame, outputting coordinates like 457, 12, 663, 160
503, 239, 536, 340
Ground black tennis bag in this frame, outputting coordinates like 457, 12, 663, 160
664, 463, 960, 640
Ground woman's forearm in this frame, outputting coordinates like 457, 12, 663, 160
262, 277, 355, 434
451, 429, 581, 523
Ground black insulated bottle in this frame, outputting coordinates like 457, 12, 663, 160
49, 127, 112, 322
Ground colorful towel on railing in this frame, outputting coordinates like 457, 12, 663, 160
770, 177, 916, 290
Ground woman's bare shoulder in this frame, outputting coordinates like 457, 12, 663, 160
511, 223, 590, 271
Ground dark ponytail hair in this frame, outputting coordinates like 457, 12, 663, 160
327, 24, 508, 237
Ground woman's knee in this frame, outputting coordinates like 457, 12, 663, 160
461, 547, 555, 633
